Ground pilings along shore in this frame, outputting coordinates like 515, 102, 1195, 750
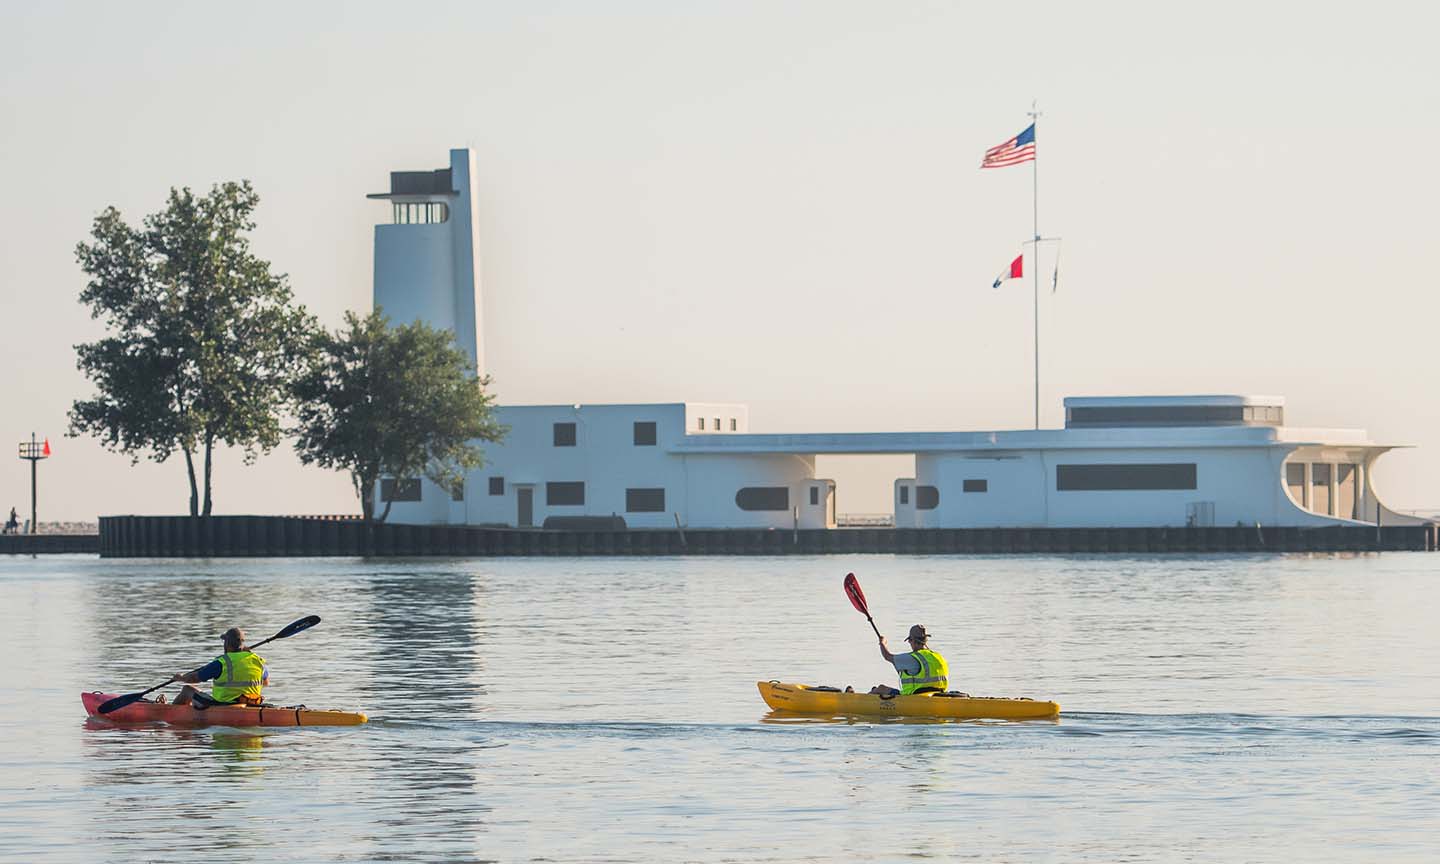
69, 515, 1440, 557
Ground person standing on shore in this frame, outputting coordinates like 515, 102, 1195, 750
3, 508, 17, 535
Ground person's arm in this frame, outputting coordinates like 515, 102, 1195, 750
170, 660, 222, 685
878, 636, 896, 663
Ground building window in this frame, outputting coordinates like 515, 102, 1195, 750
712, 418, 720, 431
963, 479, 988, 493
391, 201, 450, 225
546, 481, 585, 506
1056, 463, 1198, 491
736, 487, 789, 511
809, 486, 819, 506
626, 488, 665, 512
451, 483, 465, 502
380, 478, 422, 502
553, 422, 577, 447
697, 417, 705, 431
729, 418, 737, 431
899, 486, 909, 505
1065, 405, 1287, 428
633, 421, 657, 446
489, 477, 504, 496
915, 486, 939, 510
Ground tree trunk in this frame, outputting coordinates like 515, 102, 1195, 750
202, 433, 214, 517
356, 472, 375, 522
183, 447, 199, 517
378, 496, 394, 524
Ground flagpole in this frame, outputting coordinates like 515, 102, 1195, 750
1029, 101, 1041, 430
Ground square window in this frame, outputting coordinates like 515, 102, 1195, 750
380, 478, 422, 502
633, 421, 657, 446
546, 481, 585, 506
553, 422, 576, 446
489, 477, 504, 496
626, 487, 665, 512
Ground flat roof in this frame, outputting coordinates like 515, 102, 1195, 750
668, 425, 1389, 455
1064, 395, 1285, 408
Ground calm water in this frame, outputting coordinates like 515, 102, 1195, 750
3, 552, 1438, 862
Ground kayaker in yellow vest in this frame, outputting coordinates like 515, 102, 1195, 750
164, 627, 269, 708
869, 624, 949, 696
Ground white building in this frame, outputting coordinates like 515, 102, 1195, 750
368, 150, 1425, 531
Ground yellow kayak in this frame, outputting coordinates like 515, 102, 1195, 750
758, 681, 1059, 720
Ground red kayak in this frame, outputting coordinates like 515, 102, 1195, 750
82, 691, 368, 727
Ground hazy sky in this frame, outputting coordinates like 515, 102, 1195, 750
3, 1, 1438, 521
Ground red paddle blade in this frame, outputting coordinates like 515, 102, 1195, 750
843, 572, 869, 615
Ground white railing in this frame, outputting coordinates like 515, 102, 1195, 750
836, 513, 895, 528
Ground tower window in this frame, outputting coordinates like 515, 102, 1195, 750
553, 422, 577, 446
391, 201, 450, 224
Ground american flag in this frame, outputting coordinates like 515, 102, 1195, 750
981, 122, 1036, 169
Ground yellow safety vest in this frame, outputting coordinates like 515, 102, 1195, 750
211, 651, 267, 704
899, 648, 948, 695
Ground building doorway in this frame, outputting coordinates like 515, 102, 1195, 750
516, 486, 534, 527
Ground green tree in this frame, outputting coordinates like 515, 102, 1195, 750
291, 310, 505, 523
70, 182, 316, 516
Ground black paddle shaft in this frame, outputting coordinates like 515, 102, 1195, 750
97, 615, 321, 714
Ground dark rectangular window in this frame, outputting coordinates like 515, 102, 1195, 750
736, 487, 789, 511
729, 418, 737, 431
626, 488, 665, 512
553, 422, 577, 446
916, 486, 939, 510
546, 481, 585, 506
963, 478, 988, 493
489, 477, 504, 496
809, 486, 819, 506
899, 486, 909, 505
451, 483, 464, 502
1056, 463, 1197, 491
697, 417, 705, 431
633, 421, 657, 446
380, 478, 422, 502
712, 418, 720, 431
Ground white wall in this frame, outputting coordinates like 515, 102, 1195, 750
373, 222, 456, 332
915, 453, 1048, 528
681, 452, 817, 529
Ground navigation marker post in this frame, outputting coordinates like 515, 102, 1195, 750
17, 433, 50, 534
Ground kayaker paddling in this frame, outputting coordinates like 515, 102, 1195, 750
164, 627, 269, 708
869, 624, 949, 696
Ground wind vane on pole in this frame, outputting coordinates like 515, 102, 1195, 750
17, 433, 50, 535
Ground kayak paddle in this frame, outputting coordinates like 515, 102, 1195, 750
843, 572, 883, 641
97, 615, 322, 715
